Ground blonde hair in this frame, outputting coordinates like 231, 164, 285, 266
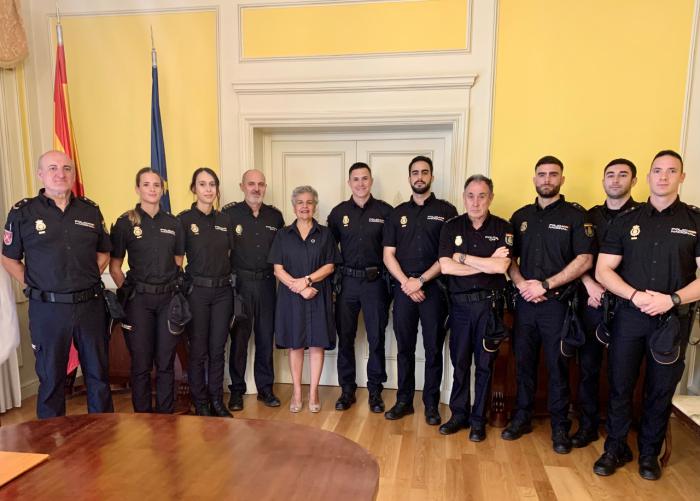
128, 167, 163, 226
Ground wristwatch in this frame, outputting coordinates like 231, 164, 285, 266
305, 276, 313, 287
458, 254, 466, 264
418, 275, 426, 286
541, 280, 551, 291
671, 292, 682, 306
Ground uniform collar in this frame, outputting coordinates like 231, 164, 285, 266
602, 197, 637, 212
191, 202, 216, 218
240, 201, 267, 216
645, 196, 681, 216
409, 192, 436, 207
467, 212, 491, 231
136, 203, 162, 220
38, 188, 74, 209
535, 194, 565, 212
349, 194, 374, 209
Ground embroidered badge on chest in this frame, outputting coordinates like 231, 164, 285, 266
584, 223, 594, 238
630, 225, 640, 240
235, 224, 243, 236
520, 221, 527, 232
400, 215, 408, 227
505, 233, 514, 246
35, 219, 47, 234
454, 235, 463, 246
133, 226, 143, 238
191, 224, 199, 235
342, 215, 349, 227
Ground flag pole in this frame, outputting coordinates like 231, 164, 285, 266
56, 4, 63, 45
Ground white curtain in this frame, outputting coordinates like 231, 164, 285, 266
0, 264, 21, 412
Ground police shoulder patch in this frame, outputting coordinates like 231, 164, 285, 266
79, 196, 99, 207
12, 198, 29, 210
222, 201, 237, 211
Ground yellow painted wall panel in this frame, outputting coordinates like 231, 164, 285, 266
491, 0, 694, 217
241, 0, 468, 58
53, 11, 218, 227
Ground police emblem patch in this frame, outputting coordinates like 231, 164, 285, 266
455, 235, 463, 246
584, 223, 594, 238
400, 215, 408, 227
630, 225, 640, 240
35, 219, 47, 234
505, 233, 514, 246
235, 224, 243, 236
3, 229, 12, 245
342, 215, 349, 227
191, 224, 199, 235
133, 226, 143, 238
520, 221, 527, 232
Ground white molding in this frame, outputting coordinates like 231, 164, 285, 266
233, 75, 477, 94
237, 0, 473, 62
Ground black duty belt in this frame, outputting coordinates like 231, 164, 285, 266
25, 283, 102, 304
134, 282, 176, 294
451, 289, 495, 304
339, 266, 383, 278
236, 268, 273, 281
191, 276, 231, 288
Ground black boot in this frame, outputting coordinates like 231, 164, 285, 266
211, 400, 234, 418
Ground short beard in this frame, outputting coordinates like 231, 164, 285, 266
605, 188, 631, 200
536, 184, 561, 198
411, 181, 431, 195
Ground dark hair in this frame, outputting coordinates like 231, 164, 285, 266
408, 155, 433, 174
348, 162, 372, 178
604, 158, 637, 178
652, 149, 684, 171
130, 167, 164, 226
534, 155, 563, 171
463, 174, 494, 193
190, 167, 221, 207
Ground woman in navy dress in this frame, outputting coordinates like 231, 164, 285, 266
268, 185, 341, 413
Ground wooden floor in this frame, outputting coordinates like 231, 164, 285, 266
2, 385, 700, 500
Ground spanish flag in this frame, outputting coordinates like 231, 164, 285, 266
53, 17, 82, 375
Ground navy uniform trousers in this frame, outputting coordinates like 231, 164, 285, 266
577, 304, 605, 431
187, 285, 233, 405
124, 291, 179, 413
605, 303, 693, 458
335, 275, 389, 394
448, 299, 497, 426
29, 296, 113, 418
513, 296, 571, 434
229, 276, 276, 395
393, 280, 447, 408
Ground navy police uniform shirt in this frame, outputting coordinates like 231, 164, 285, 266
327, 195, 392, 269
510, 195, 594, 281
2, 189, 111, 293
587, 198, 640, 268
110, 205, 185, 285
600, 197, 700, 294
383, 193, 458, 274
178, 203, 234, 278
438, 213, 513, 293
223, 201, 284, 272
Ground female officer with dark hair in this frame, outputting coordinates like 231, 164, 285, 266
109, 167, 185, 414
178, 167, 234, 417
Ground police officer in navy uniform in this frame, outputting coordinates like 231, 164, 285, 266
572, 159, 640, 448
1, 150, 113, 418
109, 167, 186, 414
594, 150, 700, 480
438, 175, 512, 441
223, 169, 284, 410
178, 168, 234, 417
503, 156, 594, 454
383, 155, 458, 424
328, 162, 393, 413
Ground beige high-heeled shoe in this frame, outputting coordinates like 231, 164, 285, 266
289, 396, 303, 413
309, 392, 321, 413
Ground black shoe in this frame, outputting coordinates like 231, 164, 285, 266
552, 429, 572, 454
425, 407, 441, 426
593, 451, 631, 476
194, 403, 212, 416
501, 421, 533, 441
210, 400, 233, 418
335, 392, 356, 411
228, 392, 244, 411
384, 401, 415, 420
439, 416, 469, 435
469, 425, 486, 442
368, 392, 385, 413
257, 391, 281, 407
638, 455, 661, 480
571, 428, 599, 448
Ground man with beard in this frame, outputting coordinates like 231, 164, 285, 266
328, 162, 393, 413
571, 159, 640, 448
502, 156, 594, 454
383, 156, 458, 424
223, 169, 284, 410
594, 150, 700, 480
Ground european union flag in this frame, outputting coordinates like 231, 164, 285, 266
151, 46, 170, 213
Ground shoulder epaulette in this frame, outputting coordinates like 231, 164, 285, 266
445, 214, 460, 224
620, 204, 641, 217
688, 204, 700, 214
569, 201, 586, 212
176, 208, 190, 217
117, 211, 130, 220
79, 196, 99, 208
222, 202, 237, 211
267, 203, 282, 213
12, 198, 29, 210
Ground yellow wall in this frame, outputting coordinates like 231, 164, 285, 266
490, 0, 694, 217
241, 0, 468, 58
53, 11, 218, 226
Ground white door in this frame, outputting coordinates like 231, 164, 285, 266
265, 130, 454, 401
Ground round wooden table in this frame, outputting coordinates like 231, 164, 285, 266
0, 413, 379, 500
